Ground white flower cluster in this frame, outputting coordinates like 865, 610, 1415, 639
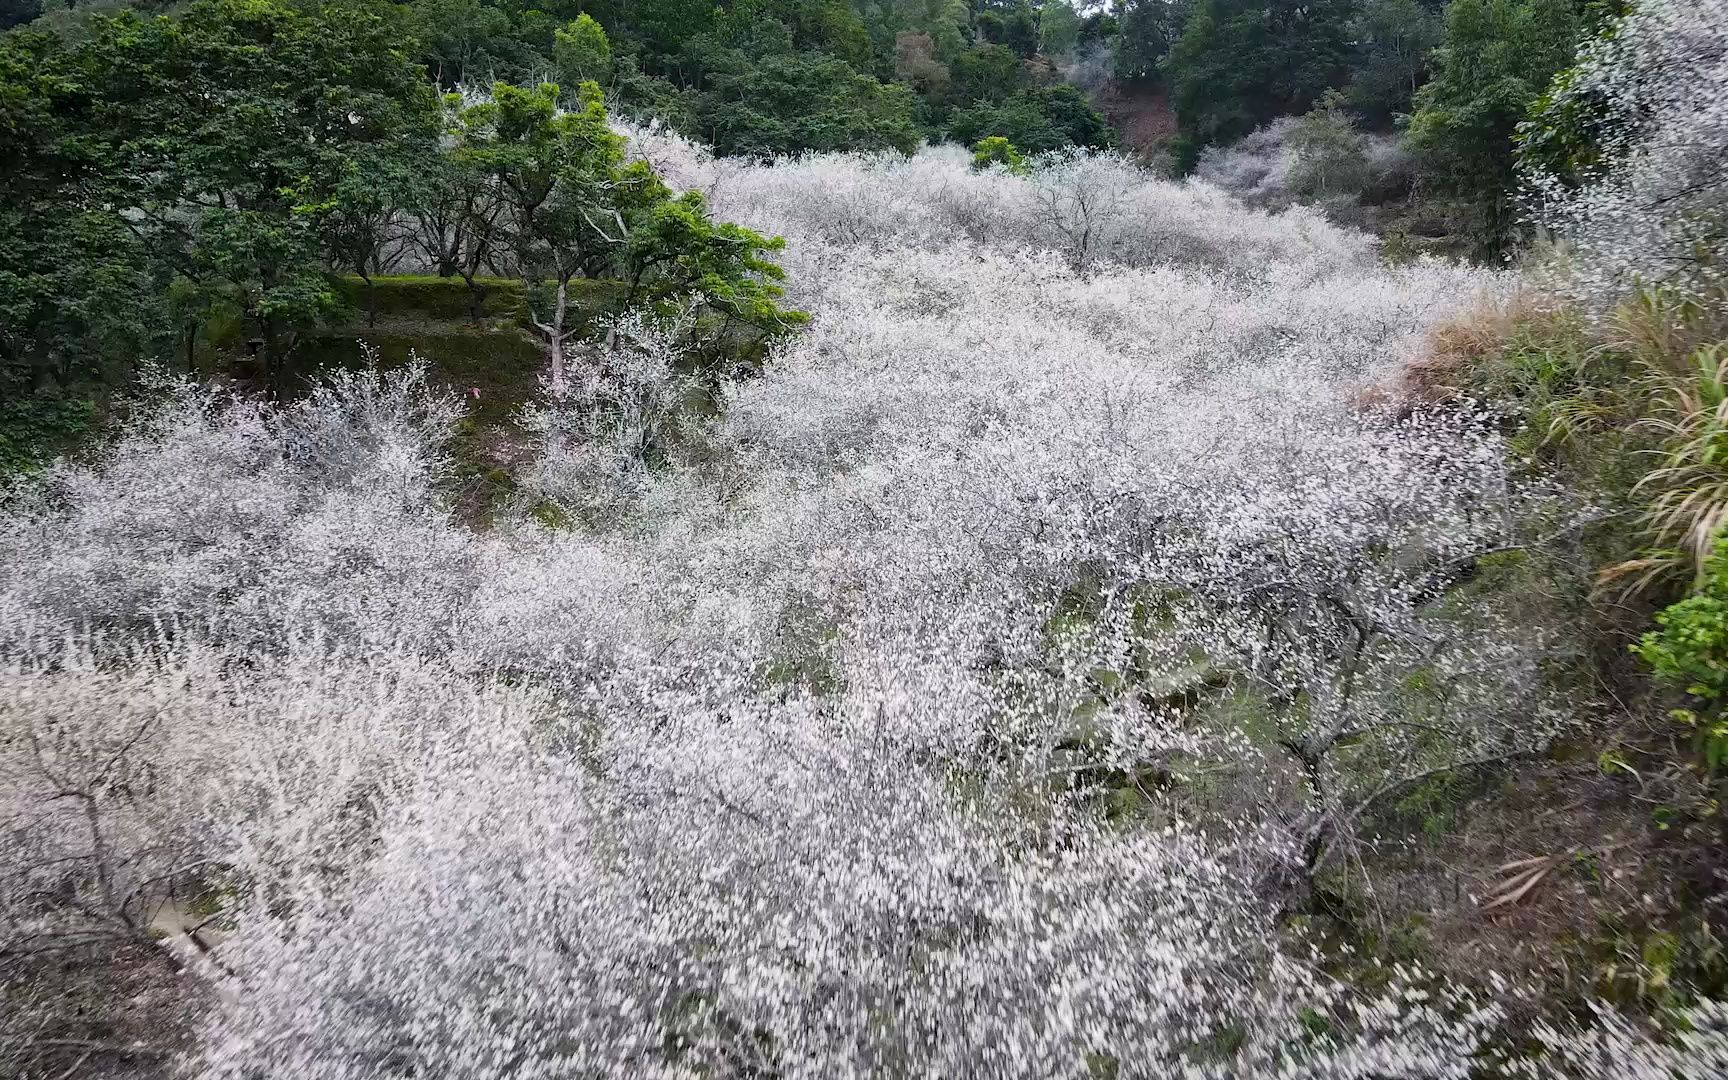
1528, 0, 1728, 308
1194, 118, 1407, 214
3, 138, 1722, 1075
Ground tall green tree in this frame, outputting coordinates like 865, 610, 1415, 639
0, 29, 163, 469
698, 51, 922, 158
1037, 0, 1082, 59
731, 0, 874, 67
409, 0, 513, 86
1113, 0, 1185, 82
1346, 0, 1445, 124
554, 12, 613, 89
71, 0, 441, 381
950, 83, 1115, 153
1165, 0, 1355, 162
1406, 0, 1581, 255
949, 41, 1027, 103
455, 80, 634, 389
974, 0, 1038, 57
455, 80, 801, 392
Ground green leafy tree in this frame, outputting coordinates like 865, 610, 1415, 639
554, 13, 613, 89
1037, 0, 1082, 59
456, 80, 801, 392
1079, 7, 1120, 49
1406, 0, 1581, 255
894, 0, 971, 59
1288, 90, 1372, 199
1346, 0, 1445, 124
894, 30, 952, 98
1514, 0, 1632, 194
949, 41, 1027, 104
632, 0, 721, 73
617, 190, 806, 342
975, 0, 1039, 58
951, 83, 1115, 153
0, 30, 163, 471
410, 108, 510, 320
409, 0, 514, 86
971, 134, 1026, 171
698, 52, 922, 158
1, 0, 41, 31
1165, 0, 1355, 162
729, 0, 874, 67
1113, 0, 1185, 82
314, 165, 412, 329
71, 0, 441, 382
456, 81, 632, 390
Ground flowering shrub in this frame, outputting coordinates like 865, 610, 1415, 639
1527, 0, 1728, 309
1195, 112, 1409, 217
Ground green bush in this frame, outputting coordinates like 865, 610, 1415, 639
330, 275, 526, 322
971, 136, 1025, 173
0, 388, 96, 478
1635, 535, 1728, 771
328, 274, 631, 327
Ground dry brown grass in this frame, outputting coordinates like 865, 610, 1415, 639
1361, 287, 1552, 412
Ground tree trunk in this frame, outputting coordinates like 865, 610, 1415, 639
459, 270, 488, 323
361, 271, 377, 328
544, 279, 569, 399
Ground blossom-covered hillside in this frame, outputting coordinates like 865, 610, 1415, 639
5, 3, 1728, 1072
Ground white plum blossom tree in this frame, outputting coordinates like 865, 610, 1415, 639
1526, 0, 1728, 308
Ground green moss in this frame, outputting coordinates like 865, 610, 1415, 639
332, 274, 522, 322
529, 499, 574, 531
330, 274, 627, 327
291, 328, 544, 425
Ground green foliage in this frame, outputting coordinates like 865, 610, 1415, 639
1166, 0, 1355, 154
975, 0, 1038, 58
619, 190, 805, 335
1287, 90, 1372, 200
453, 79, 628, 287
971, 134, 1026, 172
554, 13, 612, 89
1588, 915, 1728, 1012
407, 0, 514, 86
1112, 0, 1183, 82
1346, 0, 1445, 124
1633, 341, 1728, 586
948, 40, 1027, 103
0, 387, 97, 478
1, 0, 812, 461
84, 0, 437, 371
0, 0, 441, 421
1515, 2, 1632, 201
1597, 368, 1728, 770
1, 0, 40, 31
1037, 0, 1080, 59
451, 78, 801, 384
0, 29, 167, 395
698, 51, 922, 158
1406, 0, 1581, 256
950, 83, 1114, 154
